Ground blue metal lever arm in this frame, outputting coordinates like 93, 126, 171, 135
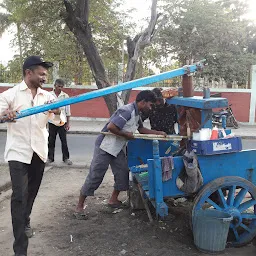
2, 60, 205, 121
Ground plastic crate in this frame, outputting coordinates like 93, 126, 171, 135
191, 137, 242, 155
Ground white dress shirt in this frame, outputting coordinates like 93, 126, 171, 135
0, 81, 55, 163
48, 90, 71, 126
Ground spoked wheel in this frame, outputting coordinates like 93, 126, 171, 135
231, 116, 239, 129
227, 116, 239, 129
192, 177, 256, 247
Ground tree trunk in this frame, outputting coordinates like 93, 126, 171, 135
62, 0, 163, 113
122, 0, 163, 104
75, 43, 84, 85
62, 0, 117, 115
16, 23, 23, 71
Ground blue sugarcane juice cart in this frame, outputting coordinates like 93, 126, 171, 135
3, 60, 255, 247
127, 86, 256, 247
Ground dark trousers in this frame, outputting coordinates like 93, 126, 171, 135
81, 146, 129, 196
48, 122, 70, 161
9, 153, 45, 255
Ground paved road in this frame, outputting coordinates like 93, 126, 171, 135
0, 132, 97, 165
0, 132, 254, 164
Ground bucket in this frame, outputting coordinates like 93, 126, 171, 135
192, 209, 233, 253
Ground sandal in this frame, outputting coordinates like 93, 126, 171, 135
107, 201, 123, 209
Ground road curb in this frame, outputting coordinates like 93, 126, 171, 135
0, 165, 54, 194
0, 180, 11, 193
45, 163, 90, 169
0, 163, 90, 194
68, 131, 100, 135
0, 129, 101, 135
239, 136, 256, 139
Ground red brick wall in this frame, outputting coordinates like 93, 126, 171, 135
195, 91, 250, 122
62, 88, 138, 118
0, 86, 250, 122
221, 92, 250, 122
64, 88, 110, 118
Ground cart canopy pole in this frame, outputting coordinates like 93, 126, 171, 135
1, 60, 205, 122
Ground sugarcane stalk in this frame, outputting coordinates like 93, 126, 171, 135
100, 132, 186, 141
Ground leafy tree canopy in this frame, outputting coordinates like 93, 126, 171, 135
1, 0, 256, 88
0, 0, 128, 84
155, 0, 256, 86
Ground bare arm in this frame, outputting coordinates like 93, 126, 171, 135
0, 92, 17, 122
65, 116, 70, 131
46, 96, 61, 115
48, 108, 61, 114
107, 122, 134, 140
138, 127, 167, 136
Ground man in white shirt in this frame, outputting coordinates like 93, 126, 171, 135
0, 56, 60, 256
48, 79, 72, 165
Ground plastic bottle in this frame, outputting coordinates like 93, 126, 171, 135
221, 129, 227, 138
210, 126, 218, 140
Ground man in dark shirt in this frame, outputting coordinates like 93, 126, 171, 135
141, 88, 177, 134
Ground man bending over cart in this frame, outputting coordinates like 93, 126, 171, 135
74, 90, 166, 219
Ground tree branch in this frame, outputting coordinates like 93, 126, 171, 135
62, 0, 76, 31
122, 0, 166, 103
132, 0, 158, 59
75, 0, 89, 23
62, 0, 118, 115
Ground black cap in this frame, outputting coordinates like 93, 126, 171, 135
23, 56, 53, 70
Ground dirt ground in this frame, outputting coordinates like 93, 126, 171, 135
0, 167, 255, 256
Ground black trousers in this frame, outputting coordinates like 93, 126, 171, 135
48, 122, 70, 161
9, 153, 45, 255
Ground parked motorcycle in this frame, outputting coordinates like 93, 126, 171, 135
212, 104, 239, 129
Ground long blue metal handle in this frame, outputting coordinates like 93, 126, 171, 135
3, 60, 205, 121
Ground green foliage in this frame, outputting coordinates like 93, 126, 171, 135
156, 0, 256, 86
1, 56, 22, 83
0, 63, 7, 82
1, 0, 126, 84
0, 12, 11, 36
2, 0, 256, 87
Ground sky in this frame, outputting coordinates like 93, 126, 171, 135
0, 0, 151, 64
0, 0, 255, 65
